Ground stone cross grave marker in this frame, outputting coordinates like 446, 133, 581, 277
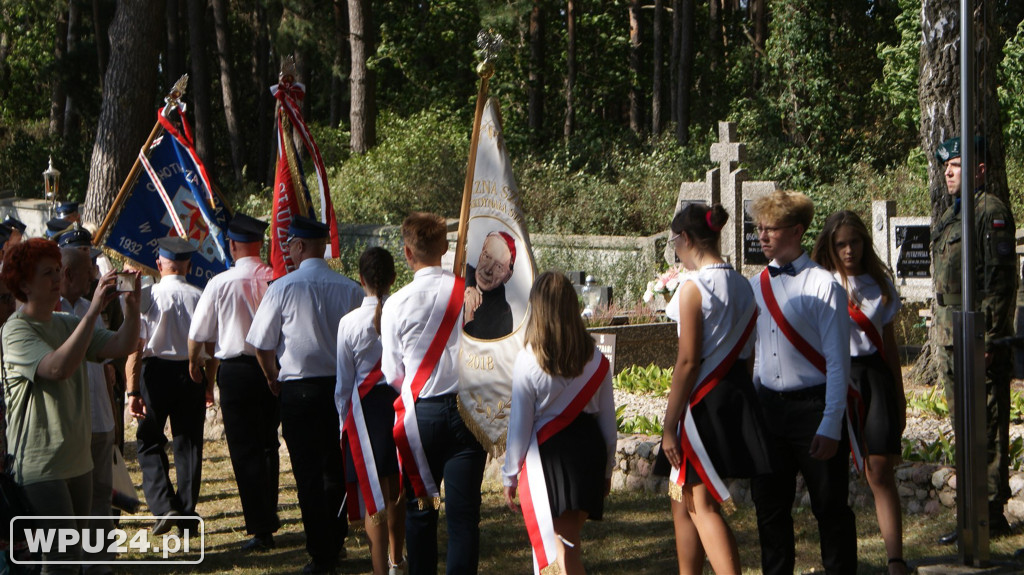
666, 122, 778, 277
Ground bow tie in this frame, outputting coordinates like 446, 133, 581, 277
768, 263, 796, 277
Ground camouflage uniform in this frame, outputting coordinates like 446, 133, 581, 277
932, 185, 1016, 516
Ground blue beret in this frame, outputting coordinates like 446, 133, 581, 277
56, 202, 79, 217
287, 216, 329, 240
227, 213, 269, 243
57, 227, 93, 248
157, 236, 196, 261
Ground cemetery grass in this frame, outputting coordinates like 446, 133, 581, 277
121, 439, 1024, 574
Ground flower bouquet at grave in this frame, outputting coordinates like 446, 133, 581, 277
643, 265, 684, 305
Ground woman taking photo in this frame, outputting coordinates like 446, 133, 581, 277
502, 272, 616, 575
659, 203, 771, 575
1, 238, 141, 573
335, 247, 406, 575
812, 210, 906, 575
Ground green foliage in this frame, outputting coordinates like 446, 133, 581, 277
906, 387, 949, 418
873, 0, 922, 134
1000, 20, 1024, 150
615, 405, 663, 435
613, 364, 673, 396
330, 109, 468, 225
901, 430, 955, 466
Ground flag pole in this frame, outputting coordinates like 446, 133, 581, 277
454, 31, 504, 276
93, 75, 190, 244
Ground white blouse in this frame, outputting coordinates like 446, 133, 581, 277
839, 273, 901, 357
666, 263, 755, 360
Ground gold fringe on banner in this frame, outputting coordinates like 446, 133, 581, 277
368, 509, 387, 526
457, 396, 506, 458
540, 562, 562, 575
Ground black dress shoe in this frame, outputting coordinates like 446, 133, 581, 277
152, 510, 181, 536
937, 529, 958, 545
241, 534, 275, 552
990, 515, 1013, 538
301, 560, 336, 575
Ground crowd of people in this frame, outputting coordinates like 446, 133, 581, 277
0, 133, 1017, 575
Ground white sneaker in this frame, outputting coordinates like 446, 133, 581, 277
388, 557, 407, 575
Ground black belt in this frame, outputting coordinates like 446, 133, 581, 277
220, 355, 260, 365
759, 383, 826, 401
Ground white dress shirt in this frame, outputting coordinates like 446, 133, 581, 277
189, 256, 273, 359
246, 258, 362, 381
501, 347, 617, 488
60, 296, 113, 433
335, 296, 389, 431
750, 252, 850, 440
666, 263, 755, 360
839, 273, 901, 357
380, 267, 461, 398
141, 275, 203, 361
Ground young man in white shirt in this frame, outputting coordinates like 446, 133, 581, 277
380, 212, 486, 575
748, 190, 857, 575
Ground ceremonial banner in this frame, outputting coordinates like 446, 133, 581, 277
100, 105, 231, 288
268, 80, 340, 278
458, 98, 536, 455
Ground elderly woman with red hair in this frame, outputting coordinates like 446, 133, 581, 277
1, 238, 141, 573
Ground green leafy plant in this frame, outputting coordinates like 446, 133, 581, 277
613, 364, 673, 396
901, 430, 955, 466
906, 387, 949, 418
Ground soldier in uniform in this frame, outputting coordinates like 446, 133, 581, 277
931, 136, 1016, 543
127, 237, 212, 536
188, 214, 280, 553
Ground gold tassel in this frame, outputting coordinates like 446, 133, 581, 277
414, 496, 441, 511
720, 497, 736, 515
368, 509, 387, 526
539, 563, 562, 575
668, 483, 684, 503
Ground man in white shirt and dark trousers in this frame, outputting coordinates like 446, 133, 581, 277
188, 214, 280, 553
748, 191, 857, 575
127, 237, 211, 536
380, 212, 487, 575
247, 216, 362, 575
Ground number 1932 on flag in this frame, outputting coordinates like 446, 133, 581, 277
11, 516, 204, 565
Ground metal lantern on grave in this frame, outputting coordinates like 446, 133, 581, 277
42, 156, 61, 215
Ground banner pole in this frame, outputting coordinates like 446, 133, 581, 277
93, 75, 190, 244
453, 62, 494, 277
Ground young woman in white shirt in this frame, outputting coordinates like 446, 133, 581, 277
812, 210, 906, 575
502, 272, 616, 575
659, 203, 772, 575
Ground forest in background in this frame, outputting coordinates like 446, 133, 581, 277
2, 0, 1024, 238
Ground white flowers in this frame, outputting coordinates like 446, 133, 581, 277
643, 266, 682, 302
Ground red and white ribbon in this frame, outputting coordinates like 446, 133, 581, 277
343, 360, 387, 522
392, 273, 464, 506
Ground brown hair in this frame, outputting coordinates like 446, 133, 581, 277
358, 247, 396, 334
670, 203, 729, 254
401, 212, 448, 263
524, 271, 595, 377
811, 210, 895, 305
2, 238, 62, 302
749, 190, 814, 230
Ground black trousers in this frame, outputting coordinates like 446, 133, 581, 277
404, 394, 487, 575
137, 358, 205, 517
280, 377, 348, 566
751, 386, 857, 575
218, 355, 281, 535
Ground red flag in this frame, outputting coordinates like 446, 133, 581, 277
268, 80, 341, 278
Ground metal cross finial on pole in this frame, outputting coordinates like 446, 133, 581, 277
280, 55, 298, 84
165, 74, 189, 109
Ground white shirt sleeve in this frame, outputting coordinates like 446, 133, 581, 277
379, 297, 404, 390
188, 287, 217, 343
817, 280, 851, 440
335, 318, 356, 433
502, 351, 537, 488
246, 286, 282, 352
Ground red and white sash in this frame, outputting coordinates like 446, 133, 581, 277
519, 351, 609, 575
759, 268, 864, 471
848, 302, 885, 360
342, 360, 386, 522
669, 302, 757, 505
392, 272, 464, 508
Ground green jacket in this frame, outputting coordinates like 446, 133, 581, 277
931, 189, 1017, 348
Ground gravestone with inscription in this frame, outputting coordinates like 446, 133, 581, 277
666, 122, 778, 276
871, 200, 932, 301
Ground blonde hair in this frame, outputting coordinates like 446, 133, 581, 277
749, 190, 814, 230
524, 272, 595, 377
401, 212, 448, 262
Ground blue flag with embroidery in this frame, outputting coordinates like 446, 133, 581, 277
102, 117, 231, 288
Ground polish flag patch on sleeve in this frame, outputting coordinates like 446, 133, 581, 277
993, 219, 1006, 228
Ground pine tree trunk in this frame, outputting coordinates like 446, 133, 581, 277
165, 0, 185, 88
348, 0, 376, 154
49, 7, 69, 138
563, 0, 576, 141
212, 0, 244, 183
84, 0, 163, 226
329, 0, 348, 128
977, 0, 1009, 206
652, 0, 663, 135
669, 0, 680, 127
92, 0, 111, 90
628, 0, 643, 135
186, 0, 214, 168
63, 0, 83, 143
919, 0, 959, 222
528, 0, 545, 141
675, 0, 694, 145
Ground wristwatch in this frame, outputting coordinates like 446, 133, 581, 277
126, 391, 141, 398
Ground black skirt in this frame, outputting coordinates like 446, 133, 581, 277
538, 412, 607, 520
344, 384, 401, 481
655, 362, 773, 482
851, 353, 903, 456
